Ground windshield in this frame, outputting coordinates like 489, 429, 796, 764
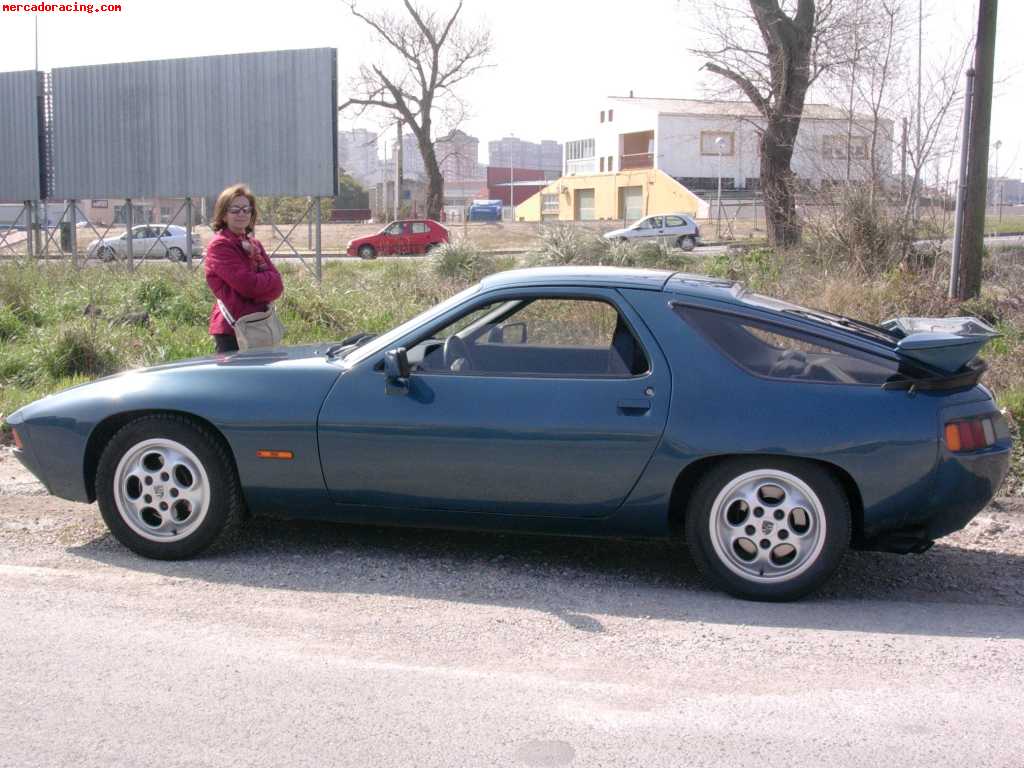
341, 284, 481, 366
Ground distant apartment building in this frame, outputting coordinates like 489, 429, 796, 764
436, 129, 484, 182
337, 129, 380, 188
518, 96, 893, 222
489, 136, 563, 175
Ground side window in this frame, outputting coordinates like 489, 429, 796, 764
649, 216, 664, 229
676, 306, 899, 385
384, 223, 404, 236
418, 297, 649, 377
636, 218, 653, 230
665, 215, 686, 227
410, 222, 430, 234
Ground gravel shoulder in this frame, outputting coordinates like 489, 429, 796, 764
2, 448, 1023, 767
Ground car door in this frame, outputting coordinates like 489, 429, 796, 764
380, 222, 406, 255
317, 287, 671, 518
408, 221, 431, 253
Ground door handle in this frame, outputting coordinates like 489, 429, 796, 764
617, 399, 651, 413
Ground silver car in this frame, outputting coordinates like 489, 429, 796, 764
87, 224, 203, 262
603, 214, 701, 251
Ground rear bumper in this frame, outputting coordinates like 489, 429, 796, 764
861, 442, 1010, 553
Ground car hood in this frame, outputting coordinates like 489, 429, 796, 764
603, 228, 629, 239
9, 343, 336, 421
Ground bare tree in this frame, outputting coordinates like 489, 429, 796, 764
693, 0, 860, 246
340, 1, 491, 220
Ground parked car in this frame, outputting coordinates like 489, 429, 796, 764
5, 268, 1010, 601
604, 214, 701, 250
346, 219, 449, 259
86, 224, 202, 262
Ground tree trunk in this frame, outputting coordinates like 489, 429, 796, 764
760, 119, 802, 247
416, 133, 445, 221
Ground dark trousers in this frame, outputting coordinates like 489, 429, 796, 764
213, 334, 239, 353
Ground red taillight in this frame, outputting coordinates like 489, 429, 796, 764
944, 418, 996, 453
11, 428, 23, 451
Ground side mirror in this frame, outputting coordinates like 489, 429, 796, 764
501, 321, 527, 345
384, 347, 411, 393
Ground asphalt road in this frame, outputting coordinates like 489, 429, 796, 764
1, 451, 1023, 768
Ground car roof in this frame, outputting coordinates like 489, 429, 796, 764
478, 267, 746, 293
479, 266, 677, 291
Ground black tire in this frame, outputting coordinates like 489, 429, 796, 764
358, 244, 377, 260
99, 246, 116, 262
684, 457, 850, 601
167, 246, 184, 262
677, 235, 696, 251
95, 414, 244, 560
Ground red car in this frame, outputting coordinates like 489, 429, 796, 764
346, 219, 449, 259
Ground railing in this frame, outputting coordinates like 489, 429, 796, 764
619, 153, 653, 170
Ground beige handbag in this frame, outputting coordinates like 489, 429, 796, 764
217, 299, 285, 351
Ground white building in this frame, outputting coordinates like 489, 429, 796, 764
565, 96, 895, 192
337, 129, 380, 188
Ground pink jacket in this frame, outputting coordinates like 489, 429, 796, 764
205, 230, 283, 336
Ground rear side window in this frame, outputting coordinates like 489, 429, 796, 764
411, 222, 430, 234
676, 306, 900, 385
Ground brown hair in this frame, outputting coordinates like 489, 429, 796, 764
212, 183, 258, 233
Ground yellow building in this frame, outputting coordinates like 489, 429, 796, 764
515, 168, 709, 222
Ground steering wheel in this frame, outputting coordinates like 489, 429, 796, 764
443, 334, 473, 371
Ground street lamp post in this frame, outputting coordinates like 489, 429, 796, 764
508, 135, 515, 222
715, 136, 725, 238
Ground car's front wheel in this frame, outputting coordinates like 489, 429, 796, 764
677, 235, 696, 251
95, 415, 244, 560
685, 458, 850, 601
358, 244, 377, 260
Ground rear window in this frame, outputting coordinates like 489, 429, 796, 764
676, 306, 901, 386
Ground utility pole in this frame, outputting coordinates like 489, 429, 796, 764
394, 120, 403, 221
957, 0, 998, 300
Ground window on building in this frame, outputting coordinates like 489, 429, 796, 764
608, 156, 614, 171
700, 131, 735, 156
575, 189, 596, 221
541, 194, 559, 214
600, 157, 605, 172
600, 110, 605, 123
822, 135, 870, 160
608, 109, 614, 122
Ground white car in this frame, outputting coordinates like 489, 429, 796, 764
603, 214, 701, 251
87, 224, 203, 262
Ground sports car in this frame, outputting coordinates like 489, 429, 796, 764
5, 267, 1012, 601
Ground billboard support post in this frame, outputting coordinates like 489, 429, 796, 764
185, 196, 194, 268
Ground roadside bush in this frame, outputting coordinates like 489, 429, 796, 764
531, 224, 610, 266
133, 275, 180, 316
0, 304, 24, 341
44, 325, 123, 380
432, 241, 497, 282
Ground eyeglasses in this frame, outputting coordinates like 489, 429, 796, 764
227, 206, 252, 215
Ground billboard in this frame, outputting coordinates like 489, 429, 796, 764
0, 70, 43, 201
51, 48, 338, 199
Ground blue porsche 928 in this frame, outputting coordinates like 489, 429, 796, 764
6, 267, 1012, 601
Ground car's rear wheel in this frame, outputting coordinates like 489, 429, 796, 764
358, 244, 377, 260
95, 415, 244, 560
167, 246, 184, 262
677, 235, 696, 251
684, 458, 850, 601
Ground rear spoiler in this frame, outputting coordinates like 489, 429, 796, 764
880, 316, 1000, 374
882, 358, 988, 392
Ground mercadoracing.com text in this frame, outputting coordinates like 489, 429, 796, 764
3, 3, 122, 12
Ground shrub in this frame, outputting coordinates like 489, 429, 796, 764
432, 241, 497, 282
44, 326, 123, 380
0, 304, 23, 341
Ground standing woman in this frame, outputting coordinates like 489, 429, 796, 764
205, 184, 284, 353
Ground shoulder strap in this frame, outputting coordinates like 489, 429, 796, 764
216, 299, 236, 326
